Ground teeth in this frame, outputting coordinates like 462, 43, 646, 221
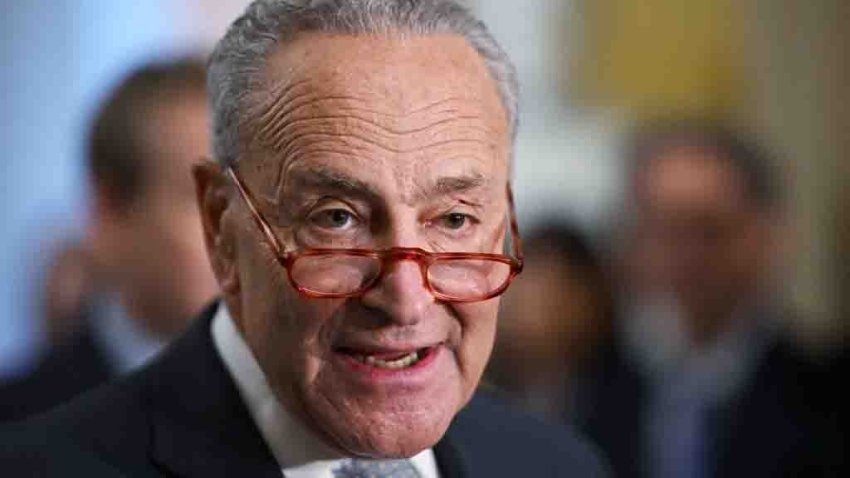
358, 351, 421, 369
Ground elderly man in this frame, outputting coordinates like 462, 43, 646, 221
1, 1, 606, 476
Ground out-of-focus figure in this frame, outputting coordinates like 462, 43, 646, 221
84, 58, 217, 342
0, 58, 220, 422
40, 241, 96, 347
574, 118, 845, 477
487, 223, 615, 420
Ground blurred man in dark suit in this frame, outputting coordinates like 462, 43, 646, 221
575, 119, 845, 477
1, 1, 607, 476
0, 59, 220, 422
487, 223, 615, 420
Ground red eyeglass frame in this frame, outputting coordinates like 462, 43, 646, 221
225, 166, 524, 303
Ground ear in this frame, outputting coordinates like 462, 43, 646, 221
192, 158, 240, 296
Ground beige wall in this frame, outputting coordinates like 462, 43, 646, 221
745, 0, 849, 343
834, 2, 850, 338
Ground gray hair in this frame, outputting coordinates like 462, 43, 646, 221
207, 0, 518, 166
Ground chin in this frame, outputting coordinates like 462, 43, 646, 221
290, 342, 482, 458
345, 408, 455, 458
310, 390, 463, 459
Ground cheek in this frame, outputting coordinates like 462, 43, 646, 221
280, 297, 343, 385
236, 246, 342, 402
235, 239, 298, 370
454, 299, 499, 384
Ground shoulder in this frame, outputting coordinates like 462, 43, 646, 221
0, 420, 128, 476
0, 327, 111, 422
0, 381, 151, 475
0, 364, 153, 470
0, 304, 232, 474
442, 393, 609, 477
3, 303, 221, 447
748, 335, 838, 408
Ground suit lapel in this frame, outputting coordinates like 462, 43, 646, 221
143, 303, 280, 477
711, 342, 812, 477
577, 339, 646, 478
433, 431, 469, 478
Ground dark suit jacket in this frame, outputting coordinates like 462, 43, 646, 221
1, 303, 608, 477
573, 332, 846, 478
0, 323, 111, 423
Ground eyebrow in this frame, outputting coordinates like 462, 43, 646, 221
286, 167, 381, 199
284, 167, 491, 202
427, 173, 489, 198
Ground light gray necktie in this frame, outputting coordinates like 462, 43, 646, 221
332, 458, 421, 478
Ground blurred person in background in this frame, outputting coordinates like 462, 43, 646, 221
574, 118, 845, 477
39, 240, 96, 347
487, 223, 615, 421
0, 58, 220, 422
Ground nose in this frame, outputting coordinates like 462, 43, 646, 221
360, 257, 434, 326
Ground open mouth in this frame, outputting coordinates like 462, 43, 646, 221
337, 346, 438, 370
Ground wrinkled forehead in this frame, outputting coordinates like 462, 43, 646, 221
239, 32, 510, 195
270, 32, 502, 107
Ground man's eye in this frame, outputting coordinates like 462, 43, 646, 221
439, 212, 474, 230
309, 209, 357, 230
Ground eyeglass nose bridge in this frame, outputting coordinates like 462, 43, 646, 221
362, 247, 437, 295
376, 247, 436, 263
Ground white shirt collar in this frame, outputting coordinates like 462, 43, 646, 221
210, 303, 440, 478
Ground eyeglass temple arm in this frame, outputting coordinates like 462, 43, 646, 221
506, 183, 524, 267
226, 167, 288, 259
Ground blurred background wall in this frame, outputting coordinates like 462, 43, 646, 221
743, 0, 849, 344
1, 0, 847, 377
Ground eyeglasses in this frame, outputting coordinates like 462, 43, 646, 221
226, 166, 524, 303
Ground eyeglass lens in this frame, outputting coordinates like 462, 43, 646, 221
290, 253, 511, 299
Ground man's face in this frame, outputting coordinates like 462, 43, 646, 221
94, 94, 219, 338
203, 33, 510, 457
630, 146, 776, 316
